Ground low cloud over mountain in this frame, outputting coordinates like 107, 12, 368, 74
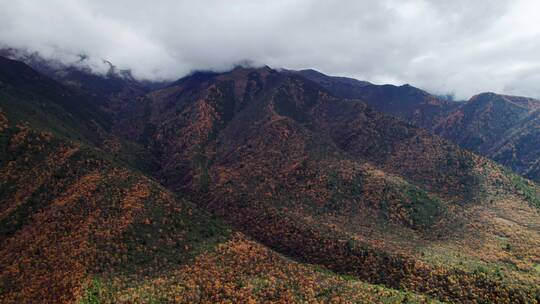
2, 0, 540, 99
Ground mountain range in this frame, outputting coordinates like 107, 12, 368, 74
1, 53, 540, 303
296, 69, 540, 182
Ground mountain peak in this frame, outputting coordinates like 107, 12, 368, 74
469, 92, 501, 102
469, 92, 540, 110
229, 64, 275, 75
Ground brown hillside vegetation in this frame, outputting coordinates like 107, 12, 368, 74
0, 122, 441, 304
139, 67, 540, 302
298, 69, 540, 185
0, 123, 228, 303
1, 57, 540, 303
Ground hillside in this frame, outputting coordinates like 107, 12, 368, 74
0, 120, 231, 303
489, 107, 540, 181
434, 93, 535, 151
0, 60, 443, 303
435, 93, 540, 181
297, 69, 540, 184
1, 118, 443, 304
139, 66, 540, 302
295, 69, 459, 129
1, 56, 540, 303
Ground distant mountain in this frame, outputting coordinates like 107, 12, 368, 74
298, 69, 540, 184
2, 56, 540, 303
286, 68, 372, 96
0, 56, 111, 145
434, 93, 540, 181
113, 64, 540, 302
434, 93, 540, 151
295, 69, 460, 129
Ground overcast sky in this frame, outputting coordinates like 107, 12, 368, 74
1, 0, 539, 99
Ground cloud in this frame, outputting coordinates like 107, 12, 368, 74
0, 0, 539, 99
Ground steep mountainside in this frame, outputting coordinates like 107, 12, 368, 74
296, 69, 459, 129
298, 69, 540, 183
1, 117, 438, 304
489, 107, 540, 181
0, 123, 229, 303
287, 69, 372, 98
0, 56, 227, 303
434, 93, 540, 150
0, 49, 159, 142
0, 57, 448, 304
2, 56, 540, 303
136, 66, 540, 302
0, 56, 441, 303
434, 93, 540, 180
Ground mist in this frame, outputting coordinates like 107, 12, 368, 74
1, 0, 540, 99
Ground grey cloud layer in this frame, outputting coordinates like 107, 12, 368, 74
1, 0, 539, 99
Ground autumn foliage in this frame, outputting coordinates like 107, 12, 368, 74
2, 59, 540, 303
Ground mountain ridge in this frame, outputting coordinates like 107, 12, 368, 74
2, 55, 540, 303
295, 68, 540, 184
